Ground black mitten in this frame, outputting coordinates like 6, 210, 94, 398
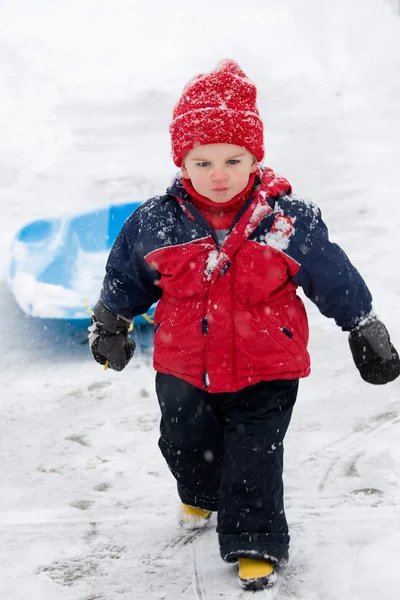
88, 301, 135, 372
349, 319, 400, 385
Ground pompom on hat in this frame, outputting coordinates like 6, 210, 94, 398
170, 59, 264, 167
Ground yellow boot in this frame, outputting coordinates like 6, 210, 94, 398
238, 557, 277, 590
178, 503, 212, 530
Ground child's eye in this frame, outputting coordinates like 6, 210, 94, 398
197, 161, 210, 167
227, 159, 240, 165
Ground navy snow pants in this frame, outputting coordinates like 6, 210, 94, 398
155, 373, 298, 564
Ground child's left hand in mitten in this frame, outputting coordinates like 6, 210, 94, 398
349, 319, 400, 385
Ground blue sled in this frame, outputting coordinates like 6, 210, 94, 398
7, 201, 156, 325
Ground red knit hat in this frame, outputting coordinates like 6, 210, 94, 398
170, 59, 264, 167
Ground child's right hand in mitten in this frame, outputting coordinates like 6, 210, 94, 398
88, 301, 135, 371
348, 319, 400, 385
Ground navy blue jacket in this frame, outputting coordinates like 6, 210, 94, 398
99, 168, 373, 391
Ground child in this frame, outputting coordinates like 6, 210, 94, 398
89, 59, 400, 591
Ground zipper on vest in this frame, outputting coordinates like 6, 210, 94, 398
220, 260, 231, 275
203, 372, 209, 388
202, 318, 208, 334
231, 260, 237, 389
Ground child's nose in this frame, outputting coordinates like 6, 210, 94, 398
211, 168, 228, 181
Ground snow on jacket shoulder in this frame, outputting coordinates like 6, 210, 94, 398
100, 168, 372, 392
260, 193, 373, 330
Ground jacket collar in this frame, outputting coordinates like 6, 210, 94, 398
166, 166, 292, 283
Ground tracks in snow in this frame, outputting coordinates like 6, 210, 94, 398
316, 408, 399, 494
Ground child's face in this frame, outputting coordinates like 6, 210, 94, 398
181, 143, 257, 203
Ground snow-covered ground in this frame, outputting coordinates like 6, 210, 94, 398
1, 0, 400, 598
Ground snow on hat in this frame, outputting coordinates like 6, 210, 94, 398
170, 59, 264, 167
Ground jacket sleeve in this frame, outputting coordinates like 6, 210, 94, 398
99, 216, 162, 319
289, 202, 373, 331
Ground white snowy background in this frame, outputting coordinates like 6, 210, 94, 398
1, 0, 400, 598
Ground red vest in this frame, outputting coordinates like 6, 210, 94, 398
146, 169, 310, 392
